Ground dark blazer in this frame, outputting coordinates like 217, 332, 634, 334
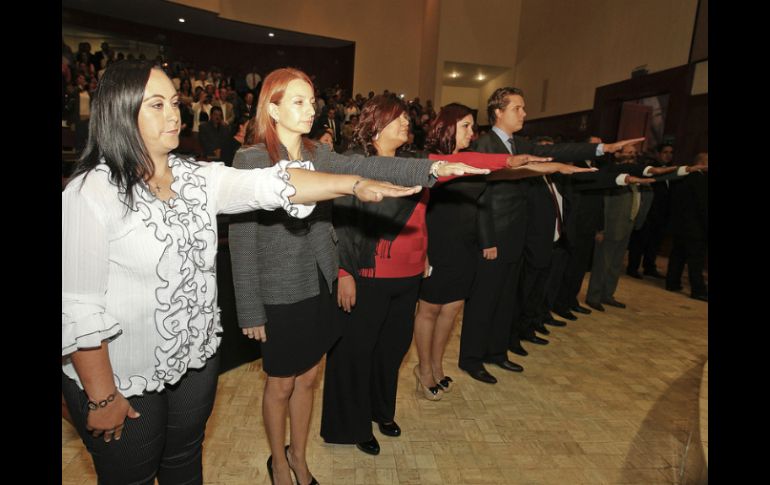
668, 171, 707, 241
472, 132, 599, 262
229, 143, 436, 327
321, 116, 342, 143
572, 159, 610, 236
198, 121, 230, 157
526, 168, 628, 267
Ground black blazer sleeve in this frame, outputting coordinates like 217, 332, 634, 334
476, 184, 496, 249
471, 134, 511, 249
513, 136, 599, 162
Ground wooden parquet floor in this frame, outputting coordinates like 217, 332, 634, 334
63, 268, 707, 484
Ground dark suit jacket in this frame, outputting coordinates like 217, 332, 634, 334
321, 116, 342, 143
198, 121, 231, 157
526, 168, 629, 266
668, 172, 707, 241
472, 132, 599, 262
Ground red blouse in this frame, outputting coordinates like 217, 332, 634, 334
339, 151, 509, 279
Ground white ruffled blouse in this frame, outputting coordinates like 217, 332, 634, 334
62, 155, 315, 397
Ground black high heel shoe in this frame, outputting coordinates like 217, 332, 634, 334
266, 454, 275, 484
286, 444, 319, 485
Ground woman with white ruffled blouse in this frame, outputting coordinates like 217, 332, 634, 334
61, 60, 422, 485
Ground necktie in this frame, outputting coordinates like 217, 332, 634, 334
545, 175, 563, 239
330, 119, 336, 142
507, 137, 516, 155
630, 186, 641, 220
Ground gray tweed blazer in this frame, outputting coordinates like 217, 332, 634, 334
229, 142, 436, 328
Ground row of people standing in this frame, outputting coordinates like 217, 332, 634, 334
61, 61, 483, 485
226, 70, 602, 482
62, 59, 681, 485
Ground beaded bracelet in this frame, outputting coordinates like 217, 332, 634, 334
87, 392, 117, 411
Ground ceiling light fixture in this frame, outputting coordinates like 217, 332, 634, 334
178, 18, 185, 23
268, 32, 275, 37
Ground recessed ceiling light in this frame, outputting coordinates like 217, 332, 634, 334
178, 18, 185, 23
476, 73, 486, 81
450, 72, 460, 79
268, 32, 275, 37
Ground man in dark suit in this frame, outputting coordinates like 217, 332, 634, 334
552, 136, 609, 319
627, 143, 675, 279
322, 106, 342, 148
666, 153, 708, 301
458, 87, 642, 383
531, 139, 655, 328
585, 145, 698, 310
198, 106, 231, 160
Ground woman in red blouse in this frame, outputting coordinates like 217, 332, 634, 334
320, 98, 561, 456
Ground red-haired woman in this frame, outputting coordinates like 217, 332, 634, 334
228, 70, 486, 485
320, 99, 570, 456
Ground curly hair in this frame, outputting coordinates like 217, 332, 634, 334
350, 94, 407, 156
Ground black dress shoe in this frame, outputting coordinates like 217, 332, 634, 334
356, 437, 380, 455
666, 285, 683, 292
571, 305, 592, 315
463, 367, 497, 384
522, 334, 549, 345
545, 316, 568, 327
377, 421, 401, 437
690, 293, 708, 302
489, 359, 523, 372
602, 298, 626, 308
534, 324, 550, 335
552, 309, 577, 321
585, 300, 605, 312
508, 343, 528, 356
626, 270, 643, 279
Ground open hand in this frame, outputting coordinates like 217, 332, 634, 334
435, 162, 491, 177
602, 137, 646, 153
353, 179, 422, 202
506, 154, 553, 168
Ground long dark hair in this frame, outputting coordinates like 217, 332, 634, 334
350, 95, 407, 156
72, 60, 157, 207
424, 103, 473, 155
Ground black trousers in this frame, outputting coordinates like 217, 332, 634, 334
320, 275, 421, 444
515, 257, 550, 340
62, 353, 220, 485
666, 237, 707, 295
554, 231, 595, 313
538, 246, 571, 321
628, 216, 668, 274
459, 254, 520, 371
505, 258, 528, 346
626, 222, 651, 273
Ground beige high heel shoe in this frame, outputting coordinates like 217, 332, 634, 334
413, 365, 442, 401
